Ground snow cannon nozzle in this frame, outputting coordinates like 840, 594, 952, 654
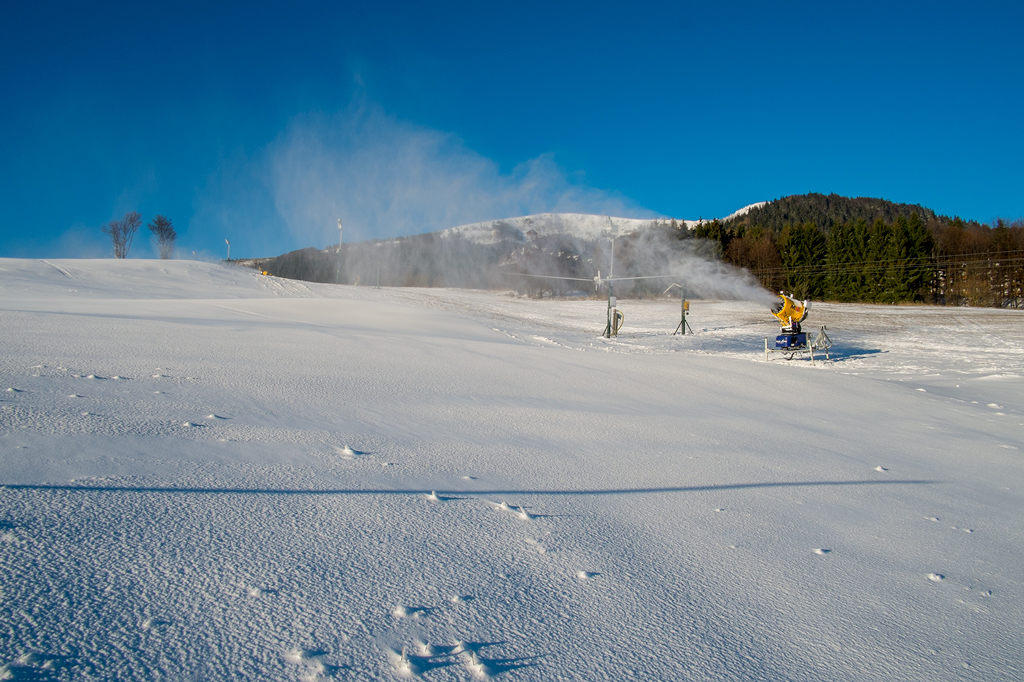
771, 294, 809, 333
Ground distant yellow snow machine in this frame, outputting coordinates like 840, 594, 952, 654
765, 294, 832, 362
771, 294, 809, 347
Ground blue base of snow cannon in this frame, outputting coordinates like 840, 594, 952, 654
775, 333, 807, 349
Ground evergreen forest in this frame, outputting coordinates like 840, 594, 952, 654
697, 193, 1023, 307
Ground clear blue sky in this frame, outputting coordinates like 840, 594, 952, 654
1, 1, 1021, 259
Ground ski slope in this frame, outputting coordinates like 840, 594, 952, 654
1, 259, 1022, 681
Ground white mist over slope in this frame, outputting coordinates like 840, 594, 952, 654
2, 259, 1021, 681
266, 102, 653, 247
437, 211, 776, 305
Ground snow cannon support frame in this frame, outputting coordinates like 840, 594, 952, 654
764, 325, 833, 364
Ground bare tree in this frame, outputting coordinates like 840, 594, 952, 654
101, 211, 142, 258
148, 215, 176, 259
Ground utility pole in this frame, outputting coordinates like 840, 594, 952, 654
336, 219, 343, 284
375, 243, 382, 289
603, 224, 618, 338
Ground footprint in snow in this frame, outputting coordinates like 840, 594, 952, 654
813, 548, 831, 555
6, 387, 23, 393
461, 649, 491, 678
392, 605, 430, 619
928, 573, 945, 582
141, 617, 172, 631
390, 647, 419, 677
576, 570, 599, 580
206, 414, 229, 420
286, 647, 341, 678
334, 444, 366, 459
524, 538, 546, 554
1, 652, 59, 677
494, 501, 532, 520
874, 466, 888, 472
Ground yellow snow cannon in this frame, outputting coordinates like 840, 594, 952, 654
765, 294, 832, 362
771, 294, 809, 332
770, 294, 811, 351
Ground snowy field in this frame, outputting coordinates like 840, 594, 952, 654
1, 258, 1022, 681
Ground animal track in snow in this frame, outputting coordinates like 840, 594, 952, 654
813, 548, 832, 555
874, 466, 888, 472
928, 573, 945, 582
576, 570, 599, 580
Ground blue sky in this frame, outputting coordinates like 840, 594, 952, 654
1, 1, 1021, 259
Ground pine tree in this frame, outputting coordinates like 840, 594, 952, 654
800, 222, 827, 298
825, 222, 851, 301
881, 215, 912, 302
778, 222, 826, 299
866, 219, 890, 302
845, 219, 870, 301
906, 212, 934, 300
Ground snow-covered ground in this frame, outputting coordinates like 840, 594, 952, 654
1, 258, 1021, 681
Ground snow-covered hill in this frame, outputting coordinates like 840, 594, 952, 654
1, 258, 1022, 681
440, 204, 766, 244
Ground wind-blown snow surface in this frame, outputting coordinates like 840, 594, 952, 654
1, 259, 1022, 681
